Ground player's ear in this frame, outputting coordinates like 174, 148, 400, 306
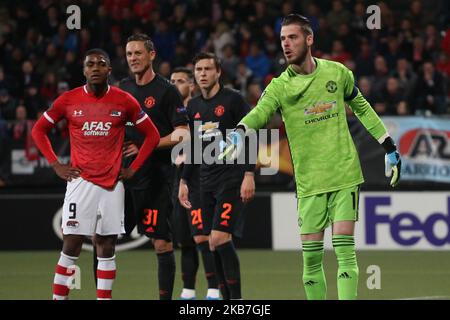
149, 50, 156, 61
306, 34, 314, 47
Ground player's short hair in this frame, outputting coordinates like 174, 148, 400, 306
127, 33, 155, 52
281, 14, 313, 36
192, 52, 221, 71
84, 48, 111, 66
172, 67, 194, 82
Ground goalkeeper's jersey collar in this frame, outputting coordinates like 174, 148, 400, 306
287, 57, 321, 78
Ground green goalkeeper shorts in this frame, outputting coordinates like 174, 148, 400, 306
297, 185, 361, 235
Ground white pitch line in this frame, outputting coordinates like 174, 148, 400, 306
396, 296, 450, 300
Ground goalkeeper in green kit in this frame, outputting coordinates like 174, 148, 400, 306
220, 14, 401, 300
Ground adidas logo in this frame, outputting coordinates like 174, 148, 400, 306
338, 272, 351, 279
220, 220, 229, 227
304, 280, 318, 286
194, 112, 201, 119
145, 226, 155, 233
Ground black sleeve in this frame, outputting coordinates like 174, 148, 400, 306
181, 162, 195, 181
232, 93, 256, 173
180, 134, 195, 181
163, 85, 189, 128
381, 136, 397, 153
180, 105, 199, 181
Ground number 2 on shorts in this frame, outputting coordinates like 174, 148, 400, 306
221, 203, 232, 220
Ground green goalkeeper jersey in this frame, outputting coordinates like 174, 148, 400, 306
240, 58, 388, 198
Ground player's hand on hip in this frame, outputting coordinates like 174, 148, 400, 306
178, 179, 192, 209
218, 129, 244, 161
385, 151, 401, 187
51, 162, 81, 181
119, 167, 136, 180
240, 172, 255, 203
122, 141, 139, 158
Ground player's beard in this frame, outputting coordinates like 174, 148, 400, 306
288, 40, 309, 66
201, 78, 219, 93
134, 62, 150, 76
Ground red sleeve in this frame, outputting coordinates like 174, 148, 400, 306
31, 94, 68, 164
45, 94, 67, 124
124, 93, 160, 172
129, 116, 160, 172
31, 115, 58, 164
125, 93, 147, 125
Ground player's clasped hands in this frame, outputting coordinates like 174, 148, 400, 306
51, 162, 81, 181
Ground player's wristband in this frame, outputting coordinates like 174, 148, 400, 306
381, 136, 397, 154
236, 124, 247, 134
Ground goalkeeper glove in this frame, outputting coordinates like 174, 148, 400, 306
382, 137, 402, 187
218, 127, 245, 161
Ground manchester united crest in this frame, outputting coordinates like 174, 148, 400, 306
144, 96, 156, 108
325, 81, 337, 93
215, 105, 225, 117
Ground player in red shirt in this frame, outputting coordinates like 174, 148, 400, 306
31, 49, 160, 300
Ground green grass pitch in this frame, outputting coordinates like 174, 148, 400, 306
1, 250, 450, 300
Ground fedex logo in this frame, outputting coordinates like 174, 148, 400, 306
365, 196, 450, 247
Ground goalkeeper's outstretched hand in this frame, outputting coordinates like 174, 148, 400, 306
385, 150, 401, 187
218, 129, 244, 161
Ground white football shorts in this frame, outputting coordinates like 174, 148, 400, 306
62, 177, 125, 236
